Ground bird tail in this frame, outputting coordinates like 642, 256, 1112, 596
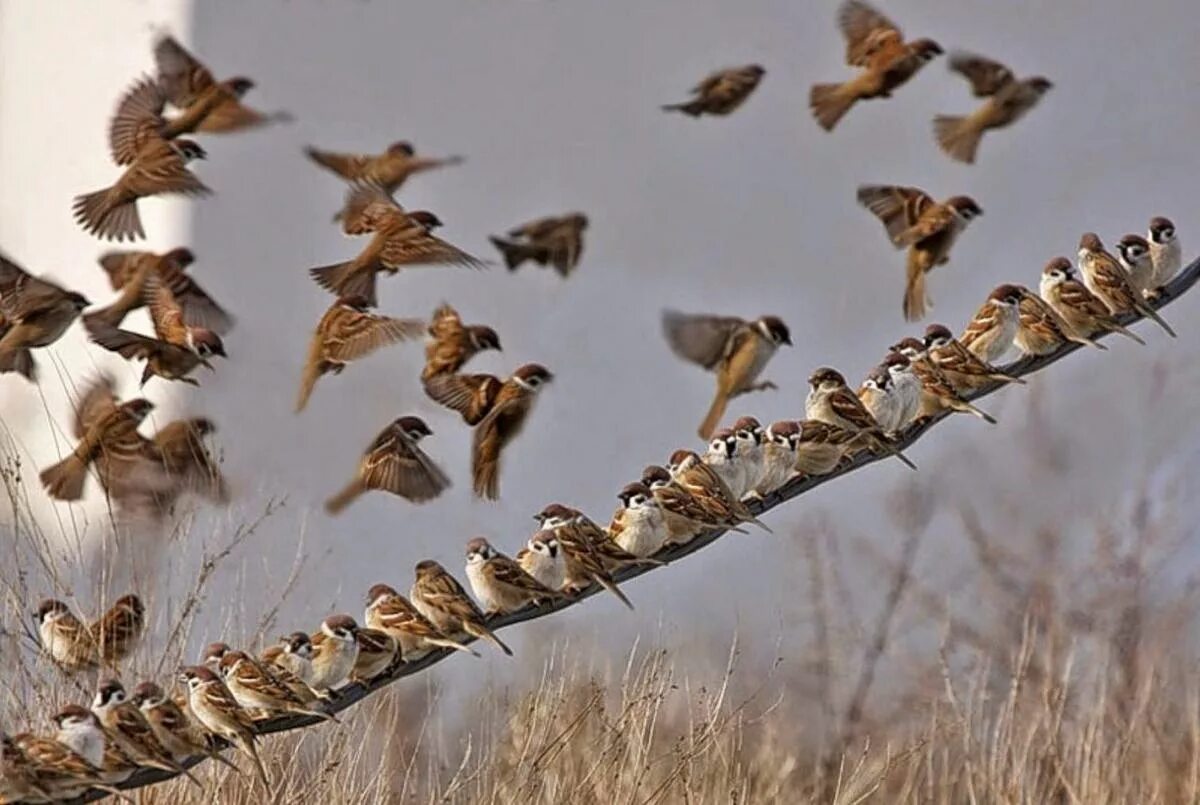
1138, 301, 1177, 338
39, 454, 88, 501
597, 575, 635, 611
932, 115, 983, 165
309, 260, 376, 306
424, 635, 481, 657
903, 251, 930, 322
697, 392, 728, 441
1112, 323, 1147, 346
73, 187, 144, 242
660, 100, 704, 117
488, 236, 530, 271
82, 303, 127, 332
809, 83, 857, 131
868, 433, 918, 471
295, 344, 325, 413
466, 623, 513, 656
0, 348, 36, 382
325, 479, 364, 515
950, 398, 997, 425
237, 736, 270, 788
472, 447, 501, 501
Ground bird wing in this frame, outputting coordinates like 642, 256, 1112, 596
159, 264, 234, 334
423, 373, 503, 425
340, 184, 402, 235
196, 99, 278, 133
153, 35, 216, 107
97, 251, 147, 291
359, 428, 450, 503
379, 230, 488, 270
74, 375, 121, 439
109, 77, 167, 165
839, 0, 903, 67
145, 276, 190, 346
325, 308, 424, 362
661, 310, 745, 370
125, 147, 210, 198
856, 185, 937, 246
948, 51, 1016, 97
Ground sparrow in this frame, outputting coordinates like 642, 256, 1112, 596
51, 704, 134, 784
325, 415, 450, 513
73, 134, 209, 242
0, 253, 90, 366
411, 560, 513, 655
1114, 234, 1158, 300
297, 296, 425, 411
90, 594, 146, 667
891, 337, 996, 424
1077, 233, 1175, 337
752, 421, 800, 496
857, 185, 982, 321
534, 506, 636, 609
84, 247, 232, 334
958, 285, 1024, 364
608, 482, 671, 557
154, 35, 289, 135
305, 140, 464, 196
465, 537, 564, 615
488, 213, 589, 277
857, 364, 904, 436
348, 628, 399, 683
640, 464, 748, 543
728, 416, 767, 495
309, 183, 487, 307
661, 65, 765, 117
91, 678, 202, 785
308, 615, 362, 693
260, 636, 327, 702
217, 650, 334, 721
152, 416, 230, 503
667, 450, 772, 531
1039, 257, 1146, 346
516, 530, 571, 591
179, 665, 270, 787
792, 420, 857, 477
539, 503, 666, 572
467, 364, 553, 500
35, 599, 97, 672
131, 680, 239, 770
1146, 217, 1181, 295
933, 52, 1052, 164
1015, 285, 1106, 355
702, 428, 747, 501
805, 368, 916, 469
661, 310, 792, 439
364, 583, 479, 661
809, 0, 942, 131
421, 302, 502, 382
0, 732, 51, 802
11, 730, 119, 801
924, 323, 1024, 392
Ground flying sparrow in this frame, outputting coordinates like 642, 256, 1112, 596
306, 140, 464, 198
662, 65, 765, 117
1078, 233, 1175, 337
924, 322, 1024, 392
806, 368, 916, 469
0, 252, 89, 365
217, 650, 334, 721
661, 310, 792, 439
516, 531, 569, 591
668, 449, 772, 531
1039, 257, 1145, 346
1146, 217, 1181, 295
810, 0, 942, 131
308, 615, 362, 693
51, 704, 134, 784
131, 680, 239, 770
325, 415, 450, 514
608, 482, 671, 557
84, 247, 232, 334
179, 665, 270, 787
364, 583, 478, 661
933, 52, 1051, 164
465, 536, 565, 616
958, 285, 1024, 364
152, 416, 230, 503
468, 364, 553, 500
421, 302, 502, 382
411, 561, 513, 655
1114, 234, 1157, 300
857, 185, 982, 321
309, 183, 487, 307
89, 594, 146, 668
92, 678, 202, 785
488, 213, 589, 276
35, 599, 97, 672
1014, 285, 1106, 355
891, 338, 996, 423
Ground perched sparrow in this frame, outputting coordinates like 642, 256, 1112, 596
306, 140, 464, 197
537, 504, 662, 572
924, 323, 1024, 392
516, 531, 569, 591
179, 665, 269, 787
348, 628, 399, 684
411, 562, 512, 655
958, 285, 1024, 364
217, 650, 333, 721
35, 599, 97, 671
364, 583, 478, 661
152, 416, 230, 503
806, 368, 916, 469
296, 296, 424, 411
309, 183, 486, 307
752, 422, 800, 497
661, 310, 792, 439
1015, 285, 1106, 355
0, 253, 89, 366
263, 633, 324, 696
535, 506, 635, 609
891, 338, 995, 423
661, 65, 765, 117
51, 704, 134, 784
668, 450, 772, 532
702, 429, 746, 500
73, 134, 209, 242
1077, 233, 1175, 337
154, 35, 289, 135
0, 732, 51, 802
857, 364, 904, 435
421, 302, 502, 382
857, 185, 982, 321
810, 0, 942, 131
933, 52, 1051, 164
884, 352, 924, 429
465, 537, 564, 616
1039, 258, 1145, 346
325, 415, 449, 514
468, 364, 553, 500
1114, 234, 1157, 300
85, 247, 232, 334
131, 680, 238, 770
1146, 217, 1181, 295
729, 416, 767, 495
12, 730, 117, 800
90, 594, 145, 667
488, 213, 589, 277
308, 615, 362, 693
608, 482, 671, 557
640, 464, 749, 542
92, 678, 202, 785
792, 420, 857, 477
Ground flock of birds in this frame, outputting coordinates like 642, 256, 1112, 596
0, 1, 1189, 801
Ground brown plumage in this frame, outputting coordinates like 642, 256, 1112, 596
90, 594, 145, 666
1040, 258, 1145, 346
421, 303, 501, 382
423, 371, 505, 426
152, 417, 229, 503
306, 140, 464, 196
0, 253, 90, 368
84, 247, 232, 334
923, 323, 1025, 393
469, 364, 553, 500
489, 213, 589, 276
934, 53, 1052, 164
325, 416, 449, 514
1014, 285, 1105, 355
662, 65, 765, 117
364, 583, 479, 660
410, 560, 512, 656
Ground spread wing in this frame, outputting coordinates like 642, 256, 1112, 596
109, 77, 167, 166
326, 308, 424, 362
97, 251, 149, 291
472, 389, 531, 490
154, 35, 216, 108
895, 203, 958, 247
839, 0, 903, 67
379, 230, 488, 270
428, 303, 463, 340
0, 254, 71, 319
145, 276, 190, 345
196, 99, 282, 134
360, 427, 450, 503
160, 267, 234, 334
508, 216, 562, 240
948, 51, 1016, 97
87, 321, 176, 362
341, 184, 403, 235
125, 145, 210, 198
661, 310, 745, 370
305, 146, 371, 180
424, 372, 502, 425
74, 374, 121, 438
856, 185, 936, 246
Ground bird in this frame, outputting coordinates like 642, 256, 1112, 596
35, 599, 98, 672
958, 284, 1024, 364
464, 537, 565, 615
489, 213, 589, 276
891, 338, 996, 424
535, 503, 663, 575
90, 594, 145, 667
640, 464, 749, 543
309, 183, 487, 307
308, 616, 362, 693
702, 428, 748, 501
152, 416, 230, 503
809, 0, 942, 131
726, 416, 767, 497
1114, 234, 1158, 300
1146, 217, 1180, 296
662, 64, 765, 117
325, 415, 449, 514
608, 482, 671, 557
216, 650, 334, 721
667, 450, 772, 532
0, 253, 90, 370
73, 134, 209, 241
260, 637, 327, 703
84, 247, 232, 334
421, 303, 502, 383
661, 310, 792, 439
857, 185, 983, 321
11, 729, 121, 801
305, 140, 464, 197
792, 420, 858, 477
297, 296, 425, 411
534, 505, 637, 609
1039, 258, 1145, 346
86, 276, 227, 386
364, 583, 479, 661
50, 704, 134, 785
750, 422, 800, 497
923, 322, 1025, 393
0, 732, 53, 803
1077, 233, 1175, 337
179, 665, 270, 787
131, 681, 239, 771
1014, 285, 1107, 355
349, 628, 399, 684
861, 356, 921, 436
465, 364, 554, 500
933, 52, 1052, 164
806, 368, 917, 469
516, 531, 569, 591
411, 560, 513, 655
91, 678, 202, 786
